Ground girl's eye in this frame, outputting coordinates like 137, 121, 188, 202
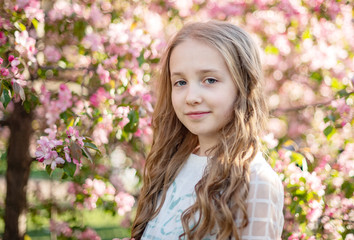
174, 80, 187, 86
205, 78, 217, 84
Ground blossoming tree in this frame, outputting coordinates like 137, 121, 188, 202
0, 0, 353, 239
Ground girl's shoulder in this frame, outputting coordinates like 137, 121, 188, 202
249, 152, 284, 199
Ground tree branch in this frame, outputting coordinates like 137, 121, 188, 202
270, 99, 333, 116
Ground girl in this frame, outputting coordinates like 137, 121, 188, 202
132, 21, 284, 240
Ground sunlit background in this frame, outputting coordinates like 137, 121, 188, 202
0, 0, 353, 239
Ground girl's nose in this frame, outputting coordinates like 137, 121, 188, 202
185, 84, 202, 105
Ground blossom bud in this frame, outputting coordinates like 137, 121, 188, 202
8, 55, 15, 62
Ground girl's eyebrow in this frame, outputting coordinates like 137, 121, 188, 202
171, 69, 220, 77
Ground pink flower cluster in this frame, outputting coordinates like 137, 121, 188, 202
0, 55, 21, 79
39, 84, 73, 125
288, 233, 316, 240
14, 30, 36, 62
68, 178, 135, 216
44, 45, 61, 63
50, 220, 101, 240
16, 0, 45, 22
331, 99, 353, 127
35, 126, 84, 170
0, 31, 6, 45
321, 195, 354, 239
77, 228, 101, 240
35, 127, 64, 170
50, 219, 72, 237
115, 191, 135, 216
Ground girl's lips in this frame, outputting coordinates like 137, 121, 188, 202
185, 111, 211, 119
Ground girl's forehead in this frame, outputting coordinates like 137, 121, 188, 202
169, 38, 228, 75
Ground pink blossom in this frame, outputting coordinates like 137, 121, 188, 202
143, 10, 163, 37
84, 178, 94, 189
337, 143, 354, 176
39, 84, 51, 105
115, 192, 135, 216
107, 23, 129, 44
11, 67, 18, 75
0, 68, 9, 76
115, 106, 130, 128
92, 115, 113, 145
50, 220, 72, 237
10, 58, 20, 67
64, 146, 71, 162
97, 64, 110, 84
0, 57, 3, 65
174, 0, 193, 17
89, 4, 110, 28
306, 200, 323, 223
89, 87, 110, 107
83, 195, 98, 210
271, 34, 291, 55
24, 0, 45, 22
14, 30, 36, 62
35, 136, 63, 169
77, 228, 101, 240
66, 126, 84, 147
332, 98, 351, 114
134, 117, 152, 144
82, 33, 104, 52
44, 126, 57, 139
103, 55, 118, 68
263, 132, 279, 149
16, 0, 30, 9
48, 0, 73, 21
0, 31, 6, 45
44, 46, 61, 62
106, 185, 116, 195
92, 179, 106, 197
57, 84, 72, 111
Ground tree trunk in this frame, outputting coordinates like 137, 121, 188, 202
3, 102, 33, 240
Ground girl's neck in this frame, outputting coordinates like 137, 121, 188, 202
195, 136, 218, 156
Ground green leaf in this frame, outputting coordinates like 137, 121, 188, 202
323, 115, 335, 123
14, 22, 26, 31
0, 89, 11, 109
63, 162, 76, 178
310, 72, 322, 82
0, 151, 7, 161
61, 171, 68, 180
2, 80, 12, 90
13, 82, 25, 101
302, 29, 312, 40
337, 89, 348, 98
45, 165, 53, 176
31, 19, 38, 30
23, 100, 31, 113
84, 141, 99, 152
331, 78, 344, 90
124, 110, 139, 133
341, 181, 353, 198
264, 45, 279, 55
73, 20, 87, 41
323, 125, 336, 140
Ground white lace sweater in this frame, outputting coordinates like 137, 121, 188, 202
142, 152, 284, 240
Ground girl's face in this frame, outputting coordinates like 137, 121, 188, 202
170, 38, 237, 149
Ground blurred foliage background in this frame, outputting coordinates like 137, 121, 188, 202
0, 0, 353, 239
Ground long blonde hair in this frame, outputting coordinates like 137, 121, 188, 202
132, 20, 268, 240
